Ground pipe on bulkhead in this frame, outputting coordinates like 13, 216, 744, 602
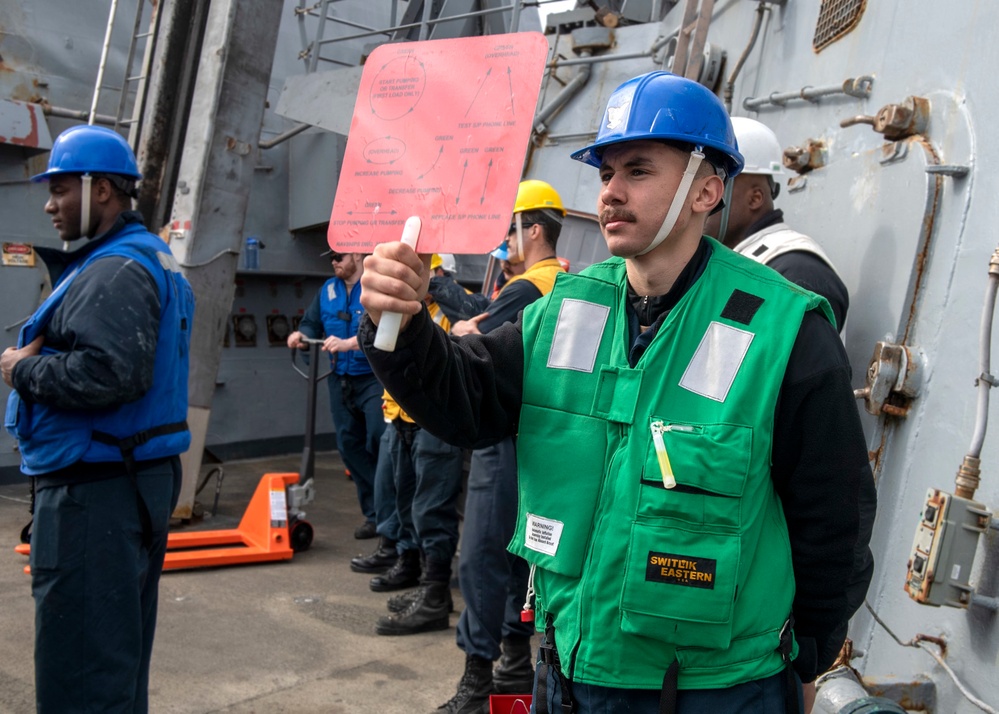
259, 122, 310, 150
533, 50, 593, 136
723, 1, 768, 113
812, 667, 907, 714
41, 103, 117, 126
955, 246, 999, 499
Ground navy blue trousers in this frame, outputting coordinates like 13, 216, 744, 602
327, 372, 386, 523
390, 422, 464, 569
374, 428, 409, 548
31, 458, 182, 713
456, 437, 533, 660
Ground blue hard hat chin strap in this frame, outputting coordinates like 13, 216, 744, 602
637, 151, 704, 256
717, 179, 735, 244
77, 173, 93, 247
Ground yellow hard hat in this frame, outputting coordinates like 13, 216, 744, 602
430, 253, 443, 271
514, 179, 566, 216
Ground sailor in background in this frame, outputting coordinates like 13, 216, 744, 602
2, 125, 194, 713
287, 249, 386, 541
704, 116, 849, 331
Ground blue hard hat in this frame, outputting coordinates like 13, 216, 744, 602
571, 71, 744, 178
491, 242, 510, 260
31, 125, 142, 182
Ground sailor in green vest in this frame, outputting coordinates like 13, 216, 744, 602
355, 72, 876, 714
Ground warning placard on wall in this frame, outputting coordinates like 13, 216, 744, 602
2, 242, 35, 267
327, 32, 550, 254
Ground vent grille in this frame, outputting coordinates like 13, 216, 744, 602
813, 0, 866, 52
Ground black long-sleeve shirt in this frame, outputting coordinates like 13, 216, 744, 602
13, 212, 161, 411
427, 275, 490, 324
359, 241, 875, 682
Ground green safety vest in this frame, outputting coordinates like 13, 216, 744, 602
510, 239, 832, 689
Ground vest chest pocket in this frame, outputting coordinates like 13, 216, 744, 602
620, 522, 739, 650
639, 420, 752, 528
5, 392, 28, 440
509, 404, 607, 578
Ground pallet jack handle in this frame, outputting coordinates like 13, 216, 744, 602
290, 338, 332, 484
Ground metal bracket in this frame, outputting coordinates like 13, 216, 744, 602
970, 593, 999, 613
854, 341, 926, 416
926, 164, 971, 178
880, 140, 909, 165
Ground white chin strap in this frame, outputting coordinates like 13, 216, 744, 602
80, 173, 93, 240
637, 151, 704, 256
511, 212, 526, 264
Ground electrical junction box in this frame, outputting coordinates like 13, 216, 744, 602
905, 488, 991, 607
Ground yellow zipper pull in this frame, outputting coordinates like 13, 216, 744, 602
650, 420, 676, 489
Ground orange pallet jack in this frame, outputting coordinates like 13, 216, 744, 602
15, 338, 330, 573
13, 471, 307, 572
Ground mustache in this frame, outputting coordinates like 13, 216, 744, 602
599, 208, 637, 227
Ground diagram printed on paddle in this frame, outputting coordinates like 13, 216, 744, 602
369, 54, 427, 120
360, 56, 424, 182
328, 33, 550, 254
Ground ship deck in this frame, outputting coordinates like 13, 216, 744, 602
0, 451, 502, 714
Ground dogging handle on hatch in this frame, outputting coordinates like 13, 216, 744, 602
373, 216, 422, 352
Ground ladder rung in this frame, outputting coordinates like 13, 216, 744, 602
118, 119, 137, 126
126, 74, 146, 82
135, 31, 153, 39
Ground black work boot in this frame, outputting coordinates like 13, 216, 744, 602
432, 654, 495, 714
350, 537, 397, 574
376, 581, 451, 635
369, 549, 421, 592
493, 635, 535, 694
353, 520, 377, 539
387, 585, 454, 614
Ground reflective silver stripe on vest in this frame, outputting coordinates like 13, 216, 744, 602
156, 250, 182, 274
547, 298, 610, 373
679, 321, 754, 402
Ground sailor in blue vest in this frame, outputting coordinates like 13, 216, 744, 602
287, 250, 387, 540
1, 125, 195, 713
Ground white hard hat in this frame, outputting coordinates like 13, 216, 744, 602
731, 117, 785, 177
438, 253, 457, 273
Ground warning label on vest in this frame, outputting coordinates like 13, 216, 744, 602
645, 550, 716, 590
525, 513, 564, 556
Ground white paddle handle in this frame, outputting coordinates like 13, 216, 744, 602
373, 216, 422, 352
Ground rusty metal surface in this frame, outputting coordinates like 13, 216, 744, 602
0, 98, 51, 150
782, 138, 826, 173
900, 137, 943, 345
863, 674, 936, 712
